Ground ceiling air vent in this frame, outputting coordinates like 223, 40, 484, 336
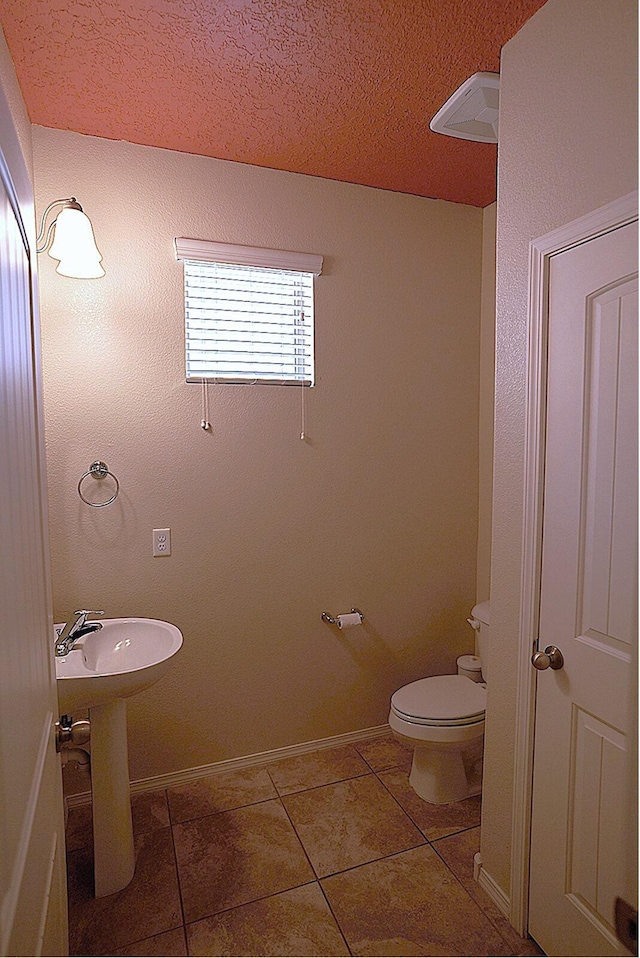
430, 72, 500, 143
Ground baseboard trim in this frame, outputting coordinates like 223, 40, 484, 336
476, 860, 511, 919
65, 723, 391, 808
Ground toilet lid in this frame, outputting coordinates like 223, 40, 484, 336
391, 675, 486, 726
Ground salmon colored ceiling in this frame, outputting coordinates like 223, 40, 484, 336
0, 0, 547, 206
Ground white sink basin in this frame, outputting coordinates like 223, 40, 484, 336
55, 617, 182, 713
54, 616, 182, 898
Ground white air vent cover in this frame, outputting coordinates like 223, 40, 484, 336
430, 72, 500, 143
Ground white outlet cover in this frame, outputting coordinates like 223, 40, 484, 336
153, 528, 171, 556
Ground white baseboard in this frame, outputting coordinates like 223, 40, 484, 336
475, 858, 511, 919
65, 723, 391, 808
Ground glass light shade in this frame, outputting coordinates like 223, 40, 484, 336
55, 255, 105, 279
49, 206, 104, 278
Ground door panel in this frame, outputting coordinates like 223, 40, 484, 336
529, 221, 637, 957
0, 128, 68, 955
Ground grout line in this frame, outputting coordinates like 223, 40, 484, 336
277, 792, 322, 881
275, 769, 372, 800
95, 921, 186, 958
264, 754, 373, 799
169, 793, 293, 831
170, 794, 325, 934
275, 769, 425, 899
316, 838, 428, 884
372, 765, 484, 846
316, 881, 355, 957
167, 789, 281, 826
168, 792, 190, 942
371, 764, 435, 842
430, 821, 484, 843
183, 878, 319, 924
430, 837, 525, 952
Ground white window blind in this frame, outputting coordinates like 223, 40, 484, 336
175, 238, 322, 386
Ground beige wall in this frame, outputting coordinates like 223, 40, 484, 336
482, 0, 637, 897
34, 127, 484, 783
477, 203, 496, 602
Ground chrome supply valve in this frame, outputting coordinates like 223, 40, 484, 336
55, 714, 91, 752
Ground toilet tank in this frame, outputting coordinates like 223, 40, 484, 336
471, 601, 491, 682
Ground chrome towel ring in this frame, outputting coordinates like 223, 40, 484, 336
78, 461, 120, 508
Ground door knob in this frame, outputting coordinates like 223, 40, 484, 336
531, 645, 564, 671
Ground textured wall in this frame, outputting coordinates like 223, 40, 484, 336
482, 0, 637, 897
34, 128, 483, 785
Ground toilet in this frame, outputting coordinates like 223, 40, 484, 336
388, 601, 490, 805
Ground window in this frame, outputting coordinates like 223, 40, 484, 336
175, 238, 323, 386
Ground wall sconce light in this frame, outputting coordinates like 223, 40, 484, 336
36, 197, 104, 278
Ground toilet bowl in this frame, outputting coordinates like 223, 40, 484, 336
388, 602, 490, 805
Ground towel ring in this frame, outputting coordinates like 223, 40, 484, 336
78, 461, 120, 508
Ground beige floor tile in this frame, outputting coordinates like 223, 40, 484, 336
355, 735, 413, 771
67, 827, 182, 956
187, 883, 349, 957
131, 788, 170, 834
431, 825, 481, 882
433, 828, 545, 955
66, 803, 93, 852
516, 941, 547, 956
267, 744, 370, 795
109, 926, 187, 956
322, 844, 512, 957
378, 765, 482, 840
283, 774, 425, 878
167, 766, 276, 823
173, 798, 314, 922
66, 789, 170, 856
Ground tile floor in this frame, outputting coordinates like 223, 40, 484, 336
65, 735, 544, 957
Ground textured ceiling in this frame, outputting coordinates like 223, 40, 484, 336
0, 0, 548, 206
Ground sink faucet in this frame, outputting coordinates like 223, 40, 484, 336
55, 610, 104, 657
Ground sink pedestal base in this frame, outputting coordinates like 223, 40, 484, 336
90, 699, 135, 897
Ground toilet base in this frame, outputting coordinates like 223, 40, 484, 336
409, 740, 483, 804
385, 719, 484, 805
389, 705, 485, 805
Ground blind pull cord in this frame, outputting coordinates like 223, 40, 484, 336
201, 377, 211, 431
300, 382, 306, 440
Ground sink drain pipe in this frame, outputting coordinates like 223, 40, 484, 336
61, 746, 91, 767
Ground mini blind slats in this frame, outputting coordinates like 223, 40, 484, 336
183, 260, 315, 385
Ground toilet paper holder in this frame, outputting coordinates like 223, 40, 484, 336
321, 608, 364, 627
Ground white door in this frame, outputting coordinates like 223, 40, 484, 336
0, 102, 68, 954
528, 220, 638, 956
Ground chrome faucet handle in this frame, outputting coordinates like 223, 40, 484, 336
70, 609, 104, 635
55, 610, 105, 656
73, 609, 104, 628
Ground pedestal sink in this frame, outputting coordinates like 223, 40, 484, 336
55, 618, 182, 897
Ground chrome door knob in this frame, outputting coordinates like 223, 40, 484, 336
531, 645, 564, 671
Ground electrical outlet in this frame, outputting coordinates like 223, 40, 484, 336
153, 528, 171, 556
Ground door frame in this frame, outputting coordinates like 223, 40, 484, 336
509, 190, 639, 937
